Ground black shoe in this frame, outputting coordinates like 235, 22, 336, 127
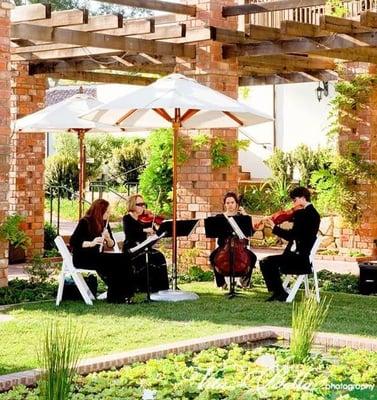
266, 291, 288, 302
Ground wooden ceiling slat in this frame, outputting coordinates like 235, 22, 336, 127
98, 19, 154, 36
98, 0, 196, 17
65, 14, 124, 32
319, 15, 369, 34
132, 23, 186, 40
248, 25, 284, 41
47, 71, 156, 85
18, 9, 89, 28
360, 11, 377, 29
223, 0, 327, 17
280, 21, 330, 37
11, 4, 51, 23
11, 23, 195, 58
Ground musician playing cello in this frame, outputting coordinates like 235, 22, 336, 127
122, 194, 169, 293
260, 186, 320, 302
209, 192, 257, 290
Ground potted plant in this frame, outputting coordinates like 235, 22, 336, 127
0, 214, 31, 264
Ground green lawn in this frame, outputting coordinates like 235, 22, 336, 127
1, 282, 377, 375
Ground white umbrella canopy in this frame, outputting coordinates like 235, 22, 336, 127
82, 73, 271, 129
82, 73, 272, 297
14, 93, 124, 218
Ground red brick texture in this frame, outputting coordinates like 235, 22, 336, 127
9, 62, 46, 258
177, 0, 240, 269
337, 62, 377, 255
0, 1, 12, 287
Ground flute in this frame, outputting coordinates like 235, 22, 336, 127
99, 219, 109, 253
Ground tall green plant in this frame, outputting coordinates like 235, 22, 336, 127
290, 295, 331, 363
38, 320, 85, 400
0, 215, 30, 249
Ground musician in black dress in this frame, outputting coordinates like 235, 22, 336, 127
260, 186, 321, 301
122, 194, 169, 293
70, 199, 134, 304
209, 192, 257, 290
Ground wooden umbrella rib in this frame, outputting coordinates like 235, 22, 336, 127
180, 109, 200, 123
153, 108, 173, 122
223, 111, 244, 126
116, 108, 138, 125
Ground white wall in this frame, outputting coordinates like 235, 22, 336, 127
239, 81, 335, 179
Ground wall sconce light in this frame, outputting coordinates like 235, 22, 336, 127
316, 81, 329, 102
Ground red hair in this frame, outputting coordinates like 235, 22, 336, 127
84, 199, 109, 236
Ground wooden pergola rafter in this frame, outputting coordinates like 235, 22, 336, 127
10, 2, 377, 86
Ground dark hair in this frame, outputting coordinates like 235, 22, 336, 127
290, 187, 311, 202
84, 199, 109, 236
223, 191, 240, 205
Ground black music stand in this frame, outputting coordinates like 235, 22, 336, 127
204, 215, 252, 298
157, 219, 199, 291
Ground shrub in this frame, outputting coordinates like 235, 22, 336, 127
45, 153, 79, 195
44, 223, 58, 252
24, 255, 59, 285
290, 295, 331, 363
0, 279, 57, 305
0, 214, 31, 250
38, 320, 85, 400
179, 266, 214, 283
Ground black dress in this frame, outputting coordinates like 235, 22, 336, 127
70, 218, 134, 303
209, 213, 257, 288
122, 214, 169, 293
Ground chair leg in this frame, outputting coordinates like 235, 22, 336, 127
71, 272, 94, 305
56, 271, 65, 306
313, 270, 320, 303
282, 276, 290, 292
286, 275, 305, 303
304, 276, 310, 296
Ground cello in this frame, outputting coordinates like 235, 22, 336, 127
213, 213, 252, 277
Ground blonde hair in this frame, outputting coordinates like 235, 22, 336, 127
127, 194, 143, 212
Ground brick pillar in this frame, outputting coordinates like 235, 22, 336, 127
177, 0, 240, 269
0, 1, 12, 286
337, 63, 377, 255
9, 62, 46, 258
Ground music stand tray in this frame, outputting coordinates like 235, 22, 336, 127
150, 219, 200, 302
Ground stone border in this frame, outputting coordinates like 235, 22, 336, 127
1, 326, 377, 392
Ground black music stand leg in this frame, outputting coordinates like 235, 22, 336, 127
144, 247, 151, 302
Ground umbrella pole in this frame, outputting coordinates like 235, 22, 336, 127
78, 130, 85, 219
172, 120, 179, 290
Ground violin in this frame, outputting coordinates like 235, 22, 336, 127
255, 204, 304, 229
138, 209, 165, 225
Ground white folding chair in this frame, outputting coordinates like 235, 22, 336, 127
282, 236, 322, 303
54, 236, 97, 306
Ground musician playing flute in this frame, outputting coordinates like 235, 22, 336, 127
70, 199, 135, 304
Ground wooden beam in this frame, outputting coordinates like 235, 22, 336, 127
223, 33, 377, 58
99, 19, 154, 36
223, 0, 327, 17
280, 21, 330, 37
98, 0, 196, 17
47, 71, 156, 85
315, 47, 377, 62
360, 11, 377, 29
248, 25, 284, 41
310, 69, 338, 81
240, 75, 290, 86
133, 23, 186, 40
20, 9, 89, 28
28, 59, 177, 75
239, 54, 335, 71
65, 14, 124, 32
319, 15, 369, 34
210, 26, 248, 44
11, 3, 51, 23
11, 23, 195, 58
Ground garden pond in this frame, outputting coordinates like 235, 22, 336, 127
1, 342, 376, 399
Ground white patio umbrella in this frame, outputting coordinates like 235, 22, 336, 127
82, 73, 272, 300
14, 93, 123, 218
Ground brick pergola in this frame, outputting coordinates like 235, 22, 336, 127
2, 0, 377, 286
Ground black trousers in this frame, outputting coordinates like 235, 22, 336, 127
130, 249, 170, 293
259, 252, 312, 295
73, 253, 134, 302
210, 247, 257, 288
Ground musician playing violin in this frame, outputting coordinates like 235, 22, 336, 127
209, 192, 257, 290
260, 186, 320, 302
122, 194, 169, 293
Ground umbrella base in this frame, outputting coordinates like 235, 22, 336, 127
150, 289, 199, 302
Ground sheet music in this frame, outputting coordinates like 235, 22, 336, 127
129, 231, 166, 254
225, 215, 247, 239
